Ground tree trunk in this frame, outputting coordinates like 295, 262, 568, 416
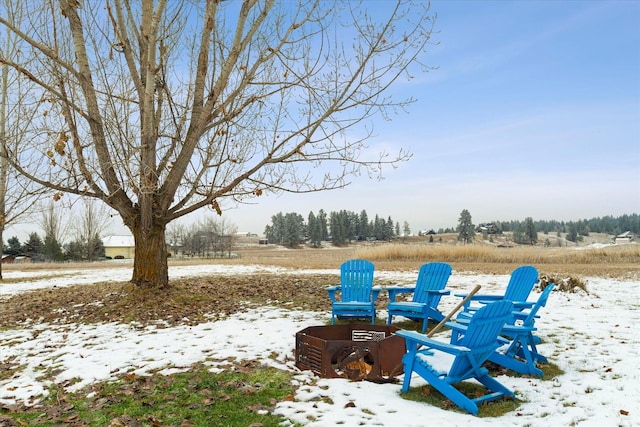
0, 227, 4, 280
131, 222, 169, 288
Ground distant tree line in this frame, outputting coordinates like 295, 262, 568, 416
2, 199, 112, 263
475, 214, 638, 243
265, 209, 638, 249
3, 232, 105, 262
264, 210, 405, 248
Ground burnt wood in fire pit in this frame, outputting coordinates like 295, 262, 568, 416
295, 324, 406, 381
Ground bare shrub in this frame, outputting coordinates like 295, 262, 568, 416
539, 274, 588, 294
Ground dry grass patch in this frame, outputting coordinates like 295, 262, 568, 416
355, 242, 640, 264
0, 273, 399, 327
354, 243, 640, 277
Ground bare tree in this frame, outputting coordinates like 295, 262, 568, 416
0, 1, 435, 288
37, 201, 72, 261
38, 201, 70, 245
73, 199, 112, 261
202, 215, 238, 257
166, 221, 186, 258
0, 0, 45, 278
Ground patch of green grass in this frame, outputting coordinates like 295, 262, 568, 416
485, 360, 564, 381
538, 362, 564, 380
7, 362, 298, 427
399, 361, 563, 416
401, 381, 521, 417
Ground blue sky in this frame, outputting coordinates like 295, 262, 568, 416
9, 0, 640, 240
212, 0, 639, 235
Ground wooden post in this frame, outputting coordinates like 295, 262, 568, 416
427, 284, 482, 337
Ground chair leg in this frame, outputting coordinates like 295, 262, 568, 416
490, 334, 544, 377
475, 373, 515, 400
401, 368, 413, 393
524, 334, 547, 363
489, 350, 543, 378
411, 361, 480, 415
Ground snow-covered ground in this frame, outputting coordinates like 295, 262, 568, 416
1, 264, 638, 426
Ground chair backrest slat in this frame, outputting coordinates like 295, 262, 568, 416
340, 259, 375, 302
449, 300, 513, 377
412, 262, 452, 304
521, 283, 554, 326
503, 265, 538, 301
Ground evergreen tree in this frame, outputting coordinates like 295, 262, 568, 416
23, 233, 44, 259
386, 216, 395, 240
64, 234, 105, 261
265, 212, 286, 244
330, 211, 346, 245
340, 210, 355, 241
43, 235, 64, 262
358, 210, 369, 240
372, 214, 382, 240
457, 209, 475, 244
86, 233, 105, 261
308, 211, 322, 247
65, 240, 84, 261
566, 223, 580, 243
513, 228, 524, 244
317, 209, 329, 241
283, 213, 304, 248
5, 236, 22, 256
577, 220, 590, 237
523, 217, 537, 245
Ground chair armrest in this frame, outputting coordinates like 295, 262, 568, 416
512, 311, 540, 321
326, 286, 341, 302
512, 301, 535, 310
424, 289, 451, 296
501, 324, 537, 336
472, 295, 503, 302
372, 286, 383, 301
454, 292, 501, 310
396, 330, 468, 354
447, 321, 469, 333
454, 293, 501, 301
386, 286, 416, 302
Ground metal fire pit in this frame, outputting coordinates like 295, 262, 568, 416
295, 324, 405, 381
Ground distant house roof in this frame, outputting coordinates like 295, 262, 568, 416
615, 231, 635, 243
103, 235, 135, 247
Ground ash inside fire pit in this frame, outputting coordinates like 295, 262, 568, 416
295, 324, 406, 381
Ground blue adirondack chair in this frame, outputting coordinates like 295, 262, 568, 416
386, 262, 453, 333
455, 265, 539, 317
397, 300, 515, 415
326, 259, 380, 325
486, 283, 555, 377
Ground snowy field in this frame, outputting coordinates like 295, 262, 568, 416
1, 264, 639, 426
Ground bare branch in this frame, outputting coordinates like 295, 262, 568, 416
0, 0, 434, 286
